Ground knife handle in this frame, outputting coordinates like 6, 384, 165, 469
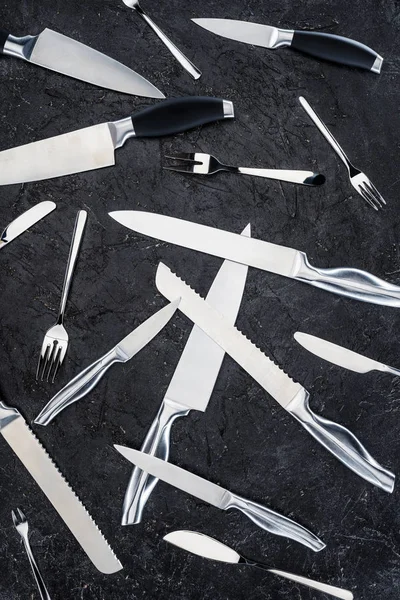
131, 97, 234, 138
266, 567, 353, 600
287, 389, 395, 493
291, 31, 382, 73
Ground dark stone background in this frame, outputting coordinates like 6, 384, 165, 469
0, 1, 399, 598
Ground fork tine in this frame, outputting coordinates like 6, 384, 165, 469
360, 182, 381, 210
365, 179, 386, 206
45, 342, 60, 383
163, 165, 195, 174
164, 153, 197, 161
11, 510, 18, 527
50, 345, 64, 383
36, 344, 50, 381
17, 508, 26, 521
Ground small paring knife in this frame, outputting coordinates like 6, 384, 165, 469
0, 202, 56, 250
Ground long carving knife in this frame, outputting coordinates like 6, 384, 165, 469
122, 225, 250, 526
0, 201, 56, 250
155, 262, 395, 493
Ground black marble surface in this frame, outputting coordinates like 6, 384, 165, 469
1, 1, 400, 599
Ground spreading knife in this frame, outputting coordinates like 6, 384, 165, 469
108, 211, 400, 309
121, 225, 250, 526
0, 27, 164, 98
192, 19, 382, 73
154, 262, 395, 493
0, 97, 234, 186
0, 201, 56, 249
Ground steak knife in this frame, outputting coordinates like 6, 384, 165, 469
108, 211, 400, 308
0, 27, 164, 97
155, 263, 395, 493
0, 97, 234, 185
122, 225, 250, 526
192, 19, 382, 73
0, 201, 56, 250
115, 447, 325, 552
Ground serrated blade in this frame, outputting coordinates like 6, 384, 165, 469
164, 530, 240, 564
192, 19, 278, 49
0, 201, 56, 248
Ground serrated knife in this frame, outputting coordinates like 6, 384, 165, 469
154, 262, 395, 493
0, 201, 56, 250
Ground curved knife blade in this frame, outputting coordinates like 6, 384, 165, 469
0, 201, 56, 249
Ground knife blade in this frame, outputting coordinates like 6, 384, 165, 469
155, 263, 395, 493
0, 97, 234, 186
0, 27, 164, 98
192, 19, 382, 73
121, 225, 250, 526
115, 446, 325, 552
0, 201, 56, 249
108, 211, 400, 308
35, 299, 180, 426
0, 401, 122, 574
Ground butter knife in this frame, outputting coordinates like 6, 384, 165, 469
0, 202, 56, 250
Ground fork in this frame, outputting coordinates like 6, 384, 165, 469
164, 152, 325, 186
12, 508, 52, 600
299, 96, 385, 210
122, 0, 201, 80
36, 210, 87, 382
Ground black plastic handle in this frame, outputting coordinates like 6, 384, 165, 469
0, 29, 9, 54
131, 97, 232, 138
291, 31, 381, 72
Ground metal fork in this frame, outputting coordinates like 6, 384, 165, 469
299, 96, 385, 210
12, 508, 52, 600
164, 153, 325, 186
36, 210, 87, 382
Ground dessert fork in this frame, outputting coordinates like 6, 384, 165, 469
36, 210, 87, 382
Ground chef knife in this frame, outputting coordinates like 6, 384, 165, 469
0, 201, 56, 249
35, 299, 180, 425
0, 97, 234, 185
155, 263, 395, 493
115, 446, 325, 551
121, 225, 250, 526
0, 400, 122, 574
164, 531, 353, 600
192, 19, 382, 73
0, 27, 164, 97
108, 211, 400, 308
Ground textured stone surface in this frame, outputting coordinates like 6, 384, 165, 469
0, 1, 400, 599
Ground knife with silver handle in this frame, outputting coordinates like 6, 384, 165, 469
109, 211, 400, 309
165, 531, 353, 600
115, 446, 325, 552
155, 263, 395, 493
35, 299, 180, 425
0, 201, 56, 249
192, 19, 382, 73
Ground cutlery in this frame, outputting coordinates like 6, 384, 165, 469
122, 226, 250, 526
1, 401, 122, 573
0, 27, 164, 97
192, 18, 382, 73
0, 201, 56, 250
36, 210, 87, 382
164, 152, 325, 186
154, 262, 395, 492
115, 447, 325, 551
35, 299, 180, 425
123, 1, 201, 79
0, 97, 233, 185
300, 96, 385, 210
108, 211, 400, 308
12, 508, 52, 600
165, 530, 353, 600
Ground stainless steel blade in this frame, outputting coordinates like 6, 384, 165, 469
0, 201, 56, 248
164, 530, 240, 563
192, 19, 279, 49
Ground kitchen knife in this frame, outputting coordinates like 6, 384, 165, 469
0, 401, 122, 574
164, 531, 353, 600
0, 201, 56, 249
115, 446, 325, 551
294, 332, 400, 376
35, 299, 180, 425
0, 27, 164, 98
0, 97, 234, 185
108, 211, 400, 308
122, 225, 250, 526
155, 263, 395, 493
192, 19, 382, 73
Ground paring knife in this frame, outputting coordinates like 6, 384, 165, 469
35, 299, 180, 425
108, 211, 400, 309
155, 263, 395, 493
192, 19, 382, 73
0, 201, 56, 249
0, 401, 122, 574
122, 225, 250, 526
114, 447, 325, 552
0, 97, 234, 185
164, 531, 353, 600
0, 27, 164, 98
295, 332, 400, 377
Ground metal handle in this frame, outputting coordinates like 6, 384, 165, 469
23, 539, 52, 600
237, 168, 325, 186
268, 568, 353, 600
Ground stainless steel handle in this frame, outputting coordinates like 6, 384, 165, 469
269, 569, 353, 600
23, 539, 52, 600
237, 168, 323, 186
